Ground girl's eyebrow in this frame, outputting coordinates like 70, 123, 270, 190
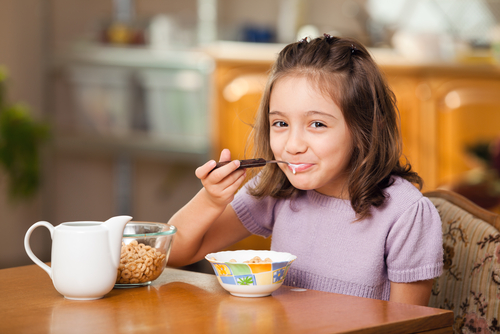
268, 110, 283, 115
269, 110, 337, 120
306, 110, 337, 119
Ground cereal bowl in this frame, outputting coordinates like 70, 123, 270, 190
115, 221, 176, 287
205, 250, 296, 297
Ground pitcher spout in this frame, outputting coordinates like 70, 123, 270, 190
103, 215, 132, 265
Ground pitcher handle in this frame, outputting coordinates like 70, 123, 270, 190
24, 221, 54, 278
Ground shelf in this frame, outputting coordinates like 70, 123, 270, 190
52, 132, 210, 164
56, 42, 215, 72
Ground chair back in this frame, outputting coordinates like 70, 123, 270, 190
424, 189, 500, 334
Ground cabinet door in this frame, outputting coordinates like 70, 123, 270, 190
386, 75, 424, 178
213, 62, 271, 160
434, 79, 500, 186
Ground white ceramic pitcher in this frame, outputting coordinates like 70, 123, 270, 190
24, 215, 132, 300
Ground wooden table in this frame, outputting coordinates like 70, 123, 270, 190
0, 265, 453, 333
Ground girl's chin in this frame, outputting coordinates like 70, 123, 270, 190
287, 178, 316, 191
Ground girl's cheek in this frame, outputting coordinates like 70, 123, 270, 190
269, 137, 280, 154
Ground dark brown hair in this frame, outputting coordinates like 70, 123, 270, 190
247, 35, 422, 220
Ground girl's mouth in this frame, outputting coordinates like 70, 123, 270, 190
287, 163, 313, 174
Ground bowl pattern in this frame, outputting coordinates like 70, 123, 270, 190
205, 250, 296, 297
211, 261, 291, 286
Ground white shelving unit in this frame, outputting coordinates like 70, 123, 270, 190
53, 43, 215, 215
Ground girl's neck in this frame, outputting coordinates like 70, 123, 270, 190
313, 187, 350, 200
313, 173, 350, 199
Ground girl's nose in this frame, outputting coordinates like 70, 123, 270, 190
285, 128, 307, 155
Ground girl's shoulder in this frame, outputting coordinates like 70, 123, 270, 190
378, 176, 430, 215
386, 176, 423, 200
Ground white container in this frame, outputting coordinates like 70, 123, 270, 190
137, 68, 209, 150
69, 65, 133, 136
24, 216, 132, 300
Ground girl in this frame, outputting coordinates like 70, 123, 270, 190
168, 35, 443, 306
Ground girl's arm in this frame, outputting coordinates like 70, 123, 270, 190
389, 279, 435, 306
167, 149, 252, 267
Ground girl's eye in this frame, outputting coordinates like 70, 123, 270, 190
311, 121, 326, 128
272, 121, 288, 128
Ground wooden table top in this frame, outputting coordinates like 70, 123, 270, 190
0, 265, 453, 334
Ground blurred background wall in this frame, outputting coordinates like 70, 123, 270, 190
1, 0, 500, 269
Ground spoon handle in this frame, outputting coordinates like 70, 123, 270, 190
213, 158, 267, 171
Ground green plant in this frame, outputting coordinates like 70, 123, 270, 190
0, 66, 50, 200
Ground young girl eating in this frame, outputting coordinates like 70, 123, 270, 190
168, 35, 443, 306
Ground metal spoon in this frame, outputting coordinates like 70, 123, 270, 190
212, 158, 290, 171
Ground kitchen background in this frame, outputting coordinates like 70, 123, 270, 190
1, 0, 500, 269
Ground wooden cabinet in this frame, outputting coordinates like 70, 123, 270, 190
383, 65, 500, 191
211, 60, 272, 161
434, 78, 500, 184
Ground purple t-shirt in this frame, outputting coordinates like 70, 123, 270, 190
231, 176, 443, 300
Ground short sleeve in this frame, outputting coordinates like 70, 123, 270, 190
231, 175, 278, 238
385, 197, 443, 283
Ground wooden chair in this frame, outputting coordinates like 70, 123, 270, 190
424, 189, 500, 334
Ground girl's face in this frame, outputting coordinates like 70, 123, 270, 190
269, 76, 353, 198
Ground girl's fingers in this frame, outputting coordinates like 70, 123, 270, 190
209, 162, 243, 191
219, 148, 231, 162
206, 169, 246, 206
196, 149, 235, 180
196, 159, 241, 182
195, 160, 217, 179
218, 165, 245, 190
222, 169, 246, 193
204, 162, 244, 190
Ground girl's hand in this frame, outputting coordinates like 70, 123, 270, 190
195, 149, 246, 208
